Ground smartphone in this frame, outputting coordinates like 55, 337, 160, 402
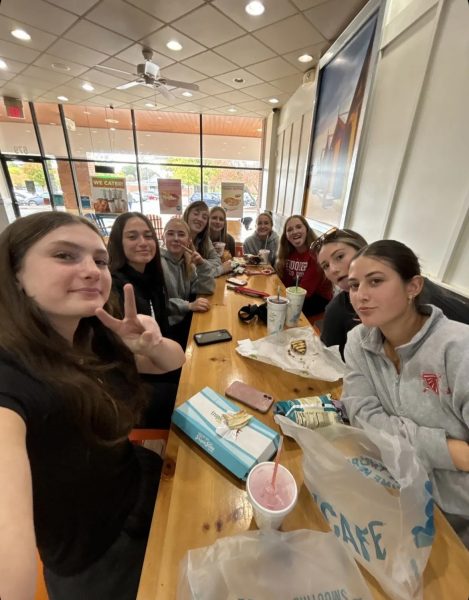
225, 380, 274, 413
226, 277, 248, 287
194, 329, 232, 346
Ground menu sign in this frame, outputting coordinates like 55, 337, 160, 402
221, 182, 244, 218
90, 176, 128, 213
158, 178, 182, 214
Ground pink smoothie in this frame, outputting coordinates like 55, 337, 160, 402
248, 463, 296, 510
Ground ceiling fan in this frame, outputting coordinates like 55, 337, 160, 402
96, 49, 199, 100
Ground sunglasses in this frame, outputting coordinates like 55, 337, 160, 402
310, 227, 360, 254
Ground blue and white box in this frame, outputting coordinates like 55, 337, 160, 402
172, 387, 280, 480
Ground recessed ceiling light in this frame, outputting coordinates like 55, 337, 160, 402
166, 40, 182, 51
82, 82, 94, 91
0, 59, 8, 70
245, 1, 265, 16
11, 29, 31, 41
110, 127, 116, 131
182, 91, 193, 97
233, 77, 245, 84
145, 102, 155, 108
228, 107, 237, 113
256, 127, 262, 132
49, 122, 56, 125
268, 98, 279, 104
298, 54, 313, 63
51, 62, 71, 72
83, 111, 91, 115
145, 133, 151, 137
105, 118, 119, 124
57, 96, 69, 102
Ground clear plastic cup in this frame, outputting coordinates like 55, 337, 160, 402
213, 242, 226, 257
285, 286, 307, 327
258, 249, 270, 265
246, 462, 298, 529
267, 296, 288, 334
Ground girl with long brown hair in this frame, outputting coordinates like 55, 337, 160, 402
0, 212, 184, 600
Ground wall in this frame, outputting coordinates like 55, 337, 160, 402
274, 0, 469, 296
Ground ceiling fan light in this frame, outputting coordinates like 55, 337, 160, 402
166, 40, 182, 51
245, 1, 265, 16
11, 28, 31, 41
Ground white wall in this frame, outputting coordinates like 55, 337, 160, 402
274, 0, 469, 296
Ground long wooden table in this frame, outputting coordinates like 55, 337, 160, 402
137, 272, 469, 600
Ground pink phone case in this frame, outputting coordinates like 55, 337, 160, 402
225, 380, 274, 413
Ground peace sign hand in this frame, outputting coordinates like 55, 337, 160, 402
95, 283, 163, 356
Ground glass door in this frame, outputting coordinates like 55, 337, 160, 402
4, 157, 53, 218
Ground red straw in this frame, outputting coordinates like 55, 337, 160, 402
271, 435, 284, 490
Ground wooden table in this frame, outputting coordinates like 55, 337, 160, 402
137, 273, 469, 600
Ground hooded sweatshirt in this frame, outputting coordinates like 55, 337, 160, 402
161, 248, 215, 325
342, 306, 469, 516
243, 231, 279, 266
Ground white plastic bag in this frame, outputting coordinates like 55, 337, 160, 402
236, 326, 345, 381
275, 416, 435, 600
178, 529, 373, 600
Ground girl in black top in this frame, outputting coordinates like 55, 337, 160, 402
0, 212, 185, 600
108, 212, 183, 428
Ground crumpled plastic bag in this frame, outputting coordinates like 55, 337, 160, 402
275, 416, 435, 600
177, 529, 373, 600
236, 326, 345, 381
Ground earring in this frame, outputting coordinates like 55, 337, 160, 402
408, 295, 414, 304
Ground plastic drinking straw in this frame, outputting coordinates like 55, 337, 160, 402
271, 436, 284, 490
277, 285, 280, 302
295, 275, 299, 292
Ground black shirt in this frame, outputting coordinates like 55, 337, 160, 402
0, 353, 145, 576
112, 264, 170, 336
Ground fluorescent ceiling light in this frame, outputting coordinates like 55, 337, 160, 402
0, 59, 8, 70
298, 54, 313, 63
82, 82, 94, 91
166, 40, 182, 51
182, 91, 192, 97
245, 1, 265, 16
57, 95, 69, 102
269, 98, 279, 104
11, 29, 31, 41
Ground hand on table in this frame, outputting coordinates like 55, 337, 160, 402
95, 283, 163, 356
189, 298, 211, 313
447, 439, 469, 471
221, 260, 233, 274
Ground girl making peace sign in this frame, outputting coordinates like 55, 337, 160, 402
0, 212, 185, 600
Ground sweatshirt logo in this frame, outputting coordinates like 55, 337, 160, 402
422, 372, 440, 394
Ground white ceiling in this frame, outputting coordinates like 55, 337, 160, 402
0, 0, 368, 117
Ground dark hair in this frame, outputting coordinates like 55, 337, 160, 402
108, 212, 166, 287
183, 201, 211, 258
353, 239, 425, 311
0, 211, 147, 442
276, 215, 317, 277
312, 228, 368, 254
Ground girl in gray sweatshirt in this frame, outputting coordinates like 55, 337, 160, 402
341, 240, 469, 545
161, 218, 215, 326
243, 212, 279, 266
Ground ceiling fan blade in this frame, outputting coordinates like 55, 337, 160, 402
158, 84, 175, 101
117, 80, 141, 90
160, 79, 199, 92
96, 65, 134, 76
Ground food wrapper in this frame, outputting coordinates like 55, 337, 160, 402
273, 394, 343, 429
236, 326, 345, 381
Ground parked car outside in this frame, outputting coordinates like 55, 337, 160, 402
189, 192, 221, 208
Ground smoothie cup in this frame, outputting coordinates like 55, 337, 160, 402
246, 462, 298, 529
213, 242, 226, 257
267, 296, 288, 334
285, 286, 307, 327
258, 248, 270, 265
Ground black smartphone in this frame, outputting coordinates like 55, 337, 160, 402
194, 329, 232, 346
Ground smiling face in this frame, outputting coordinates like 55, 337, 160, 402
164, 221, 191, 257
285, 217, 308, 251
187, 207, 209, 236
348, 256, 420, 329
122, 216, 157, 273
256, 215, 272, 240
317, 242, 358, 290
16, 223, 111, 338
209, 209, 225, 235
